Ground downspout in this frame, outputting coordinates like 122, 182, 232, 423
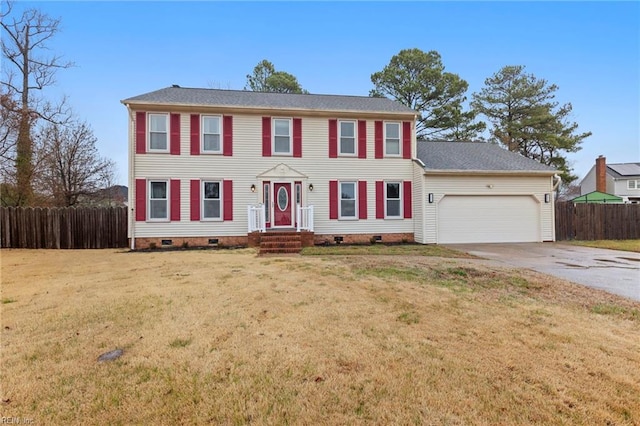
126, 104, 136, 250
552, 174, 562, 191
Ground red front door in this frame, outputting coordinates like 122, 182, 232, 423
273, 183, 292, 227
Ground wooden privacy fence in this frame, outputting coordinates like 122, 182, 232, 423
0, 206, 128, 249
555, 202, 640, 240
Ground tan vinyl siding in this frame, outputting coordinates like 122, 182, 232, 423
131, 113, 415, 238
412, 161, 426, 244
423, 174, 555, 243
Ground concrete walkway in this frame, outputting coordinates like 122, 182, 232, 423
446, 243, 640, 301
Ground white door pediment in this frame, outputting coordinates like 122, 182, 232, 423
257, 163, 308, 179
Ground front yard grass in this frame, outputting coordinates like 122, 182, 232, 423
1, 248, 639, 424
301, 242, 472, 257
565, 239, 640, 253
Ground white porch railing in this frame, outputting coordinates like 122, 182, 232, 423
247, 204, 266, 233
297, 204, 314, 232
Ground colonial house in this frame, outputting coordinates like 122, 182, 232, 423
580, 156, 640, 203
122, 86, 558, 251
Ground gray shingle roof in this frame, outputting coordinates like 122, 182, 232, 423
416, 141, 557, 173
122, 86, 417, 115
607, 163, 640, 177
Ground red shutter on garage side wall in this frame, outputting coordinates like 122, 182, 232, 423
329, 180, 338, 220
223, 180, 233, 221
135, 179, 146, 221
190, 180, 200, 221
328, 119, 337, 158
374, 121, 383, 159
170, 179, 181, 221
223, 115, 233, 156
358, 180, 367, 220
293, 118, 302, 158
170, 114, 180, 155
402, 121, 411, 159
403, 181, 412, 219
135, 112, 146, 154
262, 117, 271, 157
190, 114, 200, 155
358, 120, 367, 159
375, 181, 384, 219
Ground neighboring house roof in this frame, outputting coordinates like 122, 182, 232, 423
571, 191, 623, 204
121, 86, 417, 115
416, 141, 557, 174
606, 163, 640, 178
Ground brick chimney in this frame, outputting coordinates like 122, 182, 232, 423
596, 155, 607, 193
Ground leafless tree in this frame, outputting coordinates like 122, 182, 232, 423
1, 1, 73, 205
33, 119, 116, 207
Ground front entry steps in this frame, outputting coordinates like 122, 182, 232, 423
259, 231, 302, 255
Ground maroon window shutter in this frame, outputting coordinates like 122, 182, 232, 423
358, 180, 367, 220
262, 117, 271, 157
170, 179, 181, 221
223, 115, 233, 156
402, 121, 411, 159
328, 119, 337, 158
135, 179, 146, 221
223, 180, 233, 221
375, 180, 384, 219
190, 180, 200, 221
170, 114, 180, 155
190, 114, 200, 156
403, 181, 412, 219
374, 121, 383, 159
293, 118, 302, 158
358, 120, 367, 159
329, 180, 338, 219
135, 112, 146, 154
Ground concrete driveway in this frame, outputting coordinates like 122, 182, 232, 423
446, 243, 640, 301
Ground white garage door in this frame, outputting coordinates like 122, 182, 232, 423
438, 195, 540, 243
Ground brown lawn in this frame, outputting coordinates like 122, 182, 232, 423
1, 247, 639, 425
565, 239, 640, 253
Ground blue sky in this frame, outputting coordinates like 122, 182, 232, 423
6, 1, 639, 185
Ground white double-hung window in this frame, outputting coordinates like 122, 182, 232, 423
203, 181, 222, 220
273, 118, 292, 154
340, 181, 357, 219
339, 121, 356, 155
384, 122, 400, 156
149, 114, 168, 151
202, 116, 222, 153
385, 182, 402, 218
149, 180, 168, 220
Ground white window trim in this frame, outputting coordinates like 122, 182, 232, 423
148, 113, 170, 153
384, 181, 403, 219
627, 180, 638, 190
201, 115, 223, 154
272, 118, 292, 156
338, 120, 357, 157
264, 183, 270, 223
201, 180, 223, 221
384, 121, 401, 157
148, 179, 169, 222
339, 181, 358, 220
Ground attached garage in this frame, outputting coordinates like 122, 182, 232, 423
415, 141, 560, 244
437, 195, 540, 243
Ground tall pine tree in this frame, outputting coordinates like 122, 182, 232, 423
472, 66, 591, 182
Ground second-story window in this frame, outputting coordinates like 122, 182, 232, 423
202, 116, 222, 153
385, 122, 400, 156
273, 118, 291, 155
149, 114, 168, 151
339, 121, 356, 155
